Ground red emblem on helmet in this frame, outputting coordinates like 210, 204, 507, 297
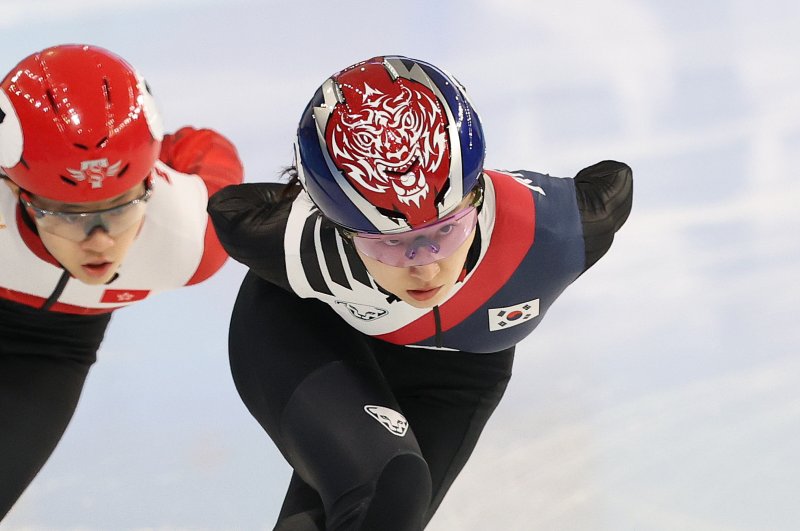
325, 62, 450, 227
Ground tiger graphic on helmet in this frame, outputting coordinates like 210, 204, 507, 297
296, 56, 485, 235
325, 70, 450, 226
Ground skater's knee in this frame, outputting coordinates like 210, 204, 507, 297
333, 453, 431, 531
274, 511, 325, 531
370, 453, 431, 525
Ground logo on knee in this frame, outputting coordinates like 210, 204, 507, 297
364, 405, 408, 437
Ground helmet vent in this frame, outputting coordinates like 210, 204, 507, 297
102, 78, 111, 103
45, 89, 58, 111
376, 206, 407, 223
60, 175, 78, 186
116, 163, 129, 178
73, 143, 89, 150
433, 180, 450, 206
95, 136, 109, 148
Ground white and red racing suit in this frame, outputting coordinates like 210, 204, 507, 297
0, 127, 243, 520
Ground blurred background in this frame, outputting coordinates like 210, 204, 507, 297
3, 1, 799, 529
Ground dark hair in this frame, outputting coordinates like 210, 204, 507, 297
278, 165, 302, 202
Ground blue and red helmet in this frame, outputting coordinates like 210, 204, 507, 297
295, 56, 485, 234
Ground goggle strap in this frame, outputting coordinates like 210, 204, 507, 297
17, 196, 41, 235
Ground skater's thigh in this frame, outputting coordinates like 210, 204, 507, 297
0, 299, 104, 519
0, 353, 91, 518
280, 357, 428, 528
228, 273, 400, 447
228, 273, 358, 424
373, 342, 515, 519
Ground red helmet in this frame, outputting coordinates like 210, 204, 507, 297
0, 44, 163, 202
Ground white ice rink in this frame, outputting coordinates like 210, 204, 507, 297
3, 1, 799, 529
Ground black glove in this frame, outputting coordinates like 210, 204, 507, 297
207, 182, 297, 275
574, 160, 633, 268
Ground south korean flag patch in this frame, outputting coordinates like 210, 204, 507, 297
488, 299, 540, 331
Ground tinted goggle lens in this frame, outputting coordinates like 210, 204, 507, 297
352, 206, 478, 267
21, 188, 151, 242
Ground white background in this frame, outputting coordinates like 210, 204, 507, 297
3, 1, 800, 529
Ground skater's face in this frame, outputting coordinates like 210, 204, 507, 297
356, 196, 477, 308
13, 180, 149, 285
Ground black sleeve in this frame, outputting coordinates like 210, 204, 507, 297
574, 160, 633, 269
207, 182, 295, 287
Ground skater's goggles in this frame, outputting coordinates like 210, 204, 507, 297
19, 186, 151, 242
350, 204, 479, 268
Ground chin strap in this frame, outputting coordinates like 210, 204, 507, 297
40, 269, 70, 311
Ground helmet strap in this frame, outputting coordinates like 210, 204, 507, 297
16, 194, 39, 235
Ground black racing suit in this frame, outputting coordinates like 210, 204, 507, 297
209, 161, 633, 530
0, 298, 110, 517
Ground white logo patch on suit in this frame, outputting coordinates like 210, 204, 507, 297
364, 405, 409, 437
337, 301, 388, 321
